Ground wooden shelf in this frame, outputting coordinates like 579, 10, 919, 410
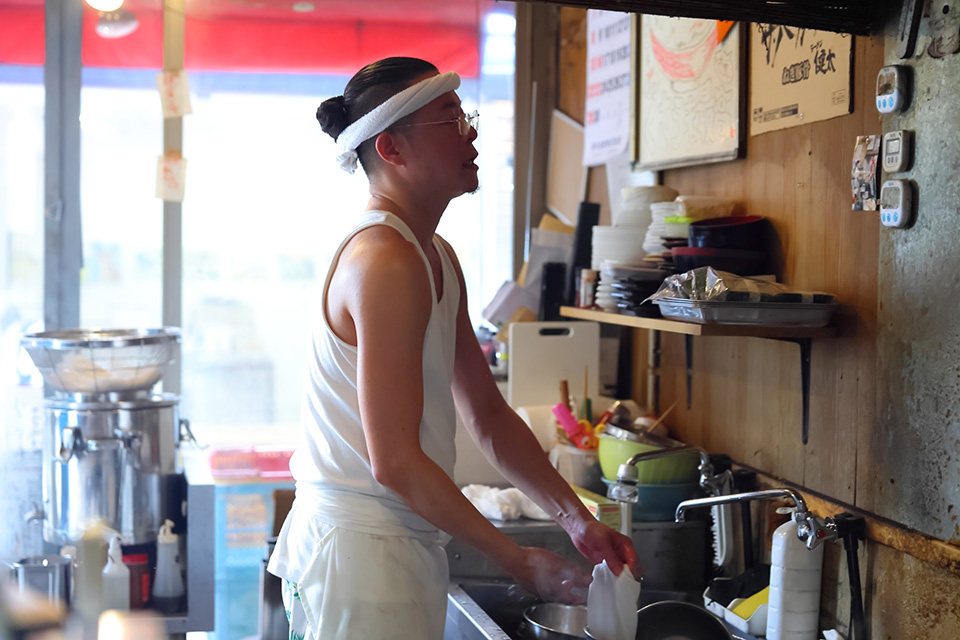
560, 305, 837, 444
559, 306, 837, 339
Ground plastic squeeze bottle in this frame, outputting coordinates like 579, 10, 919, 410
102, 535, 130, 611
766, 511, 824, 640
152, 519, 185, 613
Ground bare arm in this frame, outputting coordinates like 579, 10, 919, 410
338, 230, 589, 602
440, 239, 638, 576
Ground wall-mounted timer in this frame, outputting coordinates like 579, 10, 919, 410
876, 65, 908, 113
879, 179, 912, 228
882, 130, 912, 173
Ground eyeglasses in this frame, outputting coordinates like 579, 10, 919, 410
393, 110, 479, 136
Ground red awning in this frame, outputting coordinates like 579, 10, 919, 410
0, 6, 480, 76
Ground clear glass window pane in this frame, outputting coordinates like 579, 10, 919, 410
80, 70, 164, 329
0, 64, 46, 564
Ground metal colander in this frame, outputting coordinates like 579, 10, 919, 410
20, 327, 181, 395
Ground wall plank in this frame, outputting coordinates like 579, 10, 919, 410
552, 12, 960, 637
657, 34, 881, 507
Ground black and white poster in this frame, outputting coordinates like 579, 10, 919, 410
750, 24, 852, 136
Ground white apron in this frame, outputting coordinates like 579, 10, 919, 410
268, 212, 460, 639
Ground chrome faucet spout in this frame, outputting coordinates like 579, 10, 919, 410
674, 488, 808, 522
623, 444, 709, 468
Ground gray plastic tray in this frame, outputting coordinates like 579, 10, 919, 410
654, 299, 837, 327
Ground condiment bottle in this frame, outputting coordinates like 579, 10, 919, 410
122, 552, 151, 609
766, 511, 824, 640
152, 519, 185, 613
579, 268, 598, 308
102, 535, 130, 611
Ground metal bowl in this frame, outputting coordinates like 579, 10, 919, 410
584, 600, 733, 640
21, 327, 181, 394
523, 603, 588, 639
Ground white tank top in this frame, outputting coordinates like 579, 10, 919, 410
286, 210, 460, 535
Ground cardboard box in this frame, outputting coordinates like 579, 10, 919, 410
571, 484, 621, 530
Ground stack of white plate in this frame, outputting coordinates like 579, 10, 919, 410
614, 185, 679, 228
644, 201, 683, 254
591, 225, 646, 271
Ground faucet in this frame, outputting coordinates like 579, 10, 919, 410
606, 444, 733, 536
608, 445, 732, 502
674, 488, 838, 550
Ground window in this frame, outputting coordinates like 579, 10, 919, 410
0, 64, 46, 564
11, 4, 516, 450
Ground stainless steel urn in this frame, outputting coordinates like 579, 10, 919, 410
21, 328, 185, 545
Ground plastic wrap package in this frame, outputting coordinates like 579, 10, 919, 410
643, 267, 838, 327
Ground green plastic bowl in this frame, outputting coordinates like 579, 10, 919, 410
596, 434, 700, 484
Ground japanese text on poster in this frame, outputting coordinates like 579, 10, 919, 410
583, 10, 632, 166
750, 25, 852, 135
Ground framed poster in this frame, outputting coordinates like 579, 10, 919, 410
750, 24, 853, 135
636, 17, 745, 171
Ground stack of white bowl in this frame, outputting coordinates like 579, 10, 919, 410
644, 201, 684, 255
591, 225, 646, 271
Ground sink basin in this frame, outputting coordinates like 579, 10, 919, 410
445, 579, 540, 640
445, 579, 706, 640
443, 517, 714, 639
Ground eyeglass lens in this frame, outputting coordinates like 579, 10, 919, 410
460, 111, 479, 136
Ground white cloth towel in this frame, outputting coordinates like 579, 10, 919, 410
335, 71, 461, 173
587, 560, 641, 640
461, 484, 553, 521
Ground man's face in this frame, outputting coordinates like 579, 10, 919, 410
393, 84, 480, 198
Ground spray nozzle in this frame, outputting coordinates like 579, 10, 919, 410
107, 535, 125, 563
158, 518, 178, 544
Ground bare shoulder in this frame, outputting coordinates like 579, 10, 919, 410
341, 225, 423, 277
330, 226, 432, 337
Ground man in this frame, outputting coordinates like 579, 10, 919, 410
268, 57, 638, 639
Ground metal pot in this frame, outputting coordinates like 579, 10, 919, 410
584, 600, 733, 640
522, 603, 588, 639
11, 555, 72, 612
43, 393, 182, 544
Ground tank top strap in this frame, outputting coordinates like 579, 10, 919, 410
323, 211, 440, 309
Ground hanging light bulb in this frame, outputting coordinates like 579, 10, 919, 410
85, 0, 124, 12
96, 8, 139, 38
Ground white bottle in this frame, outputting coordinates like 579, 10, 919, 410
74, 522, 108, 621
102, 535, 130, 611
766, 515, 824, 640
152, 519, 185, 613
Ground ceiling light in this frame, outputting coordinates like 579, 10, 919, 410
96, 8, 139, 38
86, 0, 124, 12
292, 2, 316, 12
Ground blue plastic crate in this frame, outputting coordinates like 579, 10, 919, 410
214, 480, 293, 576
214, 565, 262, 640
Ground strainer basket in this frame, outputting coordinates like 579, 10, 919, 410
20, 327, 181, 395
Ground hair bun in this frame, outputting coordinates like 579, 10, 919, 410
316, 95, 349, 140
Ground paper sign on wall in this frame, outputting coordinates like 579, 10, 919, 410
156, 154, 187, 202
157, 70, 192, 118
583, 9, 633, 167
750, 25, 852, 135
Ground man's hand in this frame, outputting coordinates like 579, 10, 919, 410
507, 547, 593, 605
568, 518, 640, 578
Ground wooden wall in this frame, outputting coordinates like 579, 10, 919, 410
553, 7, 960, 638
559, 8, 880, 502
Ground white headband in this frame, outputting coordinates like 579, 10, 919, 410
335, 71, 461, 174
